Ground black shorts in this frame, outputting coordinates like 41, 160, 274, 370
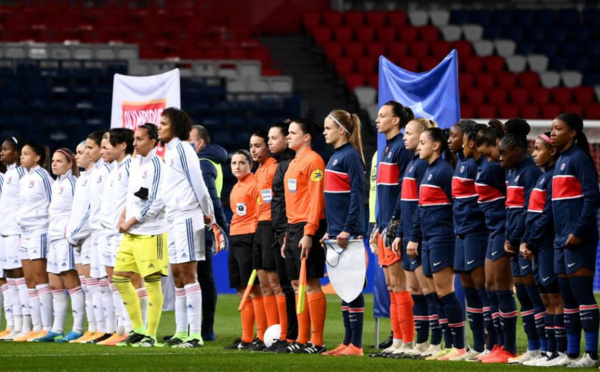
284, 221, 327, 281
229, 234, 254, 289
253, 221, 276, 271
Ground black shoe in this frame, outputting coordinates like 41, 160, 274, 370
89, 333, 112, 344
237, 340, 253, 350
224, 338, 242, 350
248, 338, 266, 351
166, 336, 184, 348
287, 341, 306, 354
377, 331, 393, 349
162, 335, 173, 341
133, 336, 156, 348
175, 338, 204, 348
300, 343, 326, 354
264, 339, 288, 353
118, 332, 146, 347
368, 351, 388, 358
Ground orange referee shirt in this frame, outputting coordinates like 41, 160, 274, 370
255, 156, 278, 222
284, 147, 325, 236
230, 172, 258, 236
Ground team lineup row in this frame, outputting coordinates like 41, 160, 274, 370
0, 104, 598, 366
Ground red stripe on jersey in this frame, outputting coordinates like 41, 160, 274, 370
452, 176, 478, 199
506, 186, 525, 208
401, 177, 418, 201
475, 183, 504, 203
527, 188, 546, 213
324, 169, 350, 193
419, 184, 450, 206
552, 175, 583, 200
377, 162, 399, 185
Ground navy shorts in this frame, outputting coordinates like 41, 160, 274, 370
511, 255, 533, 278
533, 241, 557, 288
555, 239, 598, 275
401, 240, 422, 271
454, 233, 487, 272
485, 233, 507, 261
422, 239, 454, 277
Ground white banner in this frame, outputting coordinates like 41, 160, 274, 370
325, 239, 367, 303
110, 68, 181, 130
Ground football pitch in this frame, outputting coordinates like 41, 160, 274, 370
0, 294, 587, 371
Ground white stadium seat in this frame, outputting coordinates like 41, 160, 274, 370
440, 25, 462, 42
462, 24, 484, 42
540, 71, 561, 88
527, 54, 549, 73
355, 86, 377, 107
561, 70, 583, 88
494, 39, 516, 57
430, 10, 450, 26
473, 40, 494, 57
506, 55, 527, 73
408, 10, 429, 26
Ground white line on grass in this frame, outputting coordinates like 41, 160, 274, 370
1, 352, 198, 358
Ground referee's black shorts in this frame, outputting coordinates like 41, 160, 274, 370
228, 234, 254, 289
284, 220, 327, 281
253, 221, 276, 271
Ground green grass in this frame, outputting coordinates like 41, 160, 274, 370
0, 294, 588, 371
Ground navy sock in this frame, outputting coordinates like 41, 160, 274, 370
545, 313, 556, 354
516, 284, 540, 351
526, 285, 548, 351
568, 276, 599, 357
348, 294, 364, 348
488, 290, 504, 348
341, 301, 351, 345
481, 289, 498, 349
559, 277, 581, 358
437, 296, 453, 348
497, 289, 518, 355
426, 293, 442, 345
440, 292, 465, 349
412, 294, 429, 344
464, 287, 485, 352
554, 313, 566, 353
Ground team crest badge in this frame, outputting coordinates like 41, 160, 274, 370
409, 166, 414, 173
142, 170, 148, 179
262, 189, 272, 203
170, 158, 175, 167
118, 172, 122, 181
560, 163, 565, 171
288, 179, 297, 193
460, 166, 465, 173
82, 179, 87, 186
540, 177, 545, 184
236, 203, 247, 216
387, 152, 392, 159
333, 159, 338, 166
59, 186, 64, 195
29, 180, 35, 188
97, 175, 103, 183
427, 174, 432, 181
6, 176, 11, 185
515, 175, 520, 182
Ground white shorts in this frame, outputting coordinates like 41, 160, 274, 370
47, 239, 76, 274
80, 238, 91, 265
90, 232, 107, 279
102, 233, 123, 268
2, 235, 22, 270
20, 232, 49, 261
0, 236, 5, 276
168, 218, 205, 265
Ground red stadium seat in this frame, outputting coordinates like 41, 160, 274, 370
356, 26, 375, 43
334, 59, 354, 75
302, 11, 321, 32
421, 57, 440, 71
323, 41, 343, 60
459, 74, 474, 90
496, 72, 517, 89
323, 10, 343, 27
518, 71, 540, 89
586, 103, 600, 119
509, 88, 531, 104
563, 103, 584, 116
312, 26, 332, 45
376, 26, 396, 43
488, 88, 508, 105
366, 42, 386, 59
541, 103, 562, 119
475, 73, 496, 89
464, 57, 484, 73
398, 56, 419, 72
531, 87, 551, 104
344, 10, 364, 27
461, 103, 476, 118
573, 86, 595, 104
431, 41, 451, 59
367, 73, 379, 90
551, 87, 573, 104
418, 26, 440, 42
466, 88, 485, 105
333, 27, 354, 42
408, 42, 430, 58
398, 26, 418, 42
484, 56, 505, 73
521, 104, 541, 119
477, 104, 497, 118
388, 42, 408, 60
499, 104, 520, 119
344, 42, 364, 58
345, 73, 366, 91
452, 41, 473, 59
388, 10, 408, 26
365, 11, 386, 27
356, 56, 376, 73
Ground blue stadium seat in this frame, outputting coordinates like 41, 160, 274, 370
516, 42, 535, 55
535, 9, 557, 25
583, 73, 600, 86
512, 9, 535, 26
569, 57, 590, 73
558, 9, 580, 25
536, 43, 557, 57
585, 41, 600, 57
491, 9, 513, 26
583, 8, 600, 25
450, 9, 470, 25
471, 9, 492, 25
570, 25, 591, 42
548, 56, 568, 71
504, 26, 525, 42
547, 26, 568, 42
483, 25, 503, 40
559, 42, 580, 56
526, 26, 546, 43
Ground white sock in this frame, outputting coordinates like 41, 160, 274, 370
110, 284, 126, 335
8, 278, 21, 333
68, 286, 85, 334
184, 283, 202, 336
83, 277, 97, 332
28, 288, 42, 332
91, 280, 105, 332
51, 289, 67, 334
137, 287, 148, 327
35, 283, 53, 332
100, 279, 114, 333
0, 283, 4, 328
1, 283, 12, 330
175, 287, 187, 335
22, 314, 32, 333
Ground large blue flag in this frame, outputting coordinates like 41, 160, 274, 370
373, 51, 461, 318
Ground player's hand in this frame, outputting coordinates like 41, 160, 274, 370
299, 235, 312, 259
407, 241, 418, 258
119, 218, 136, 233
504, 240, 517, 256
117, 215, 125, 232
520, 242, 534, 260
319, 233, 329, 248
391, 237, 402, 256
204, 215, 213, 224
565, 233, 581, 247
336, 231, 350, 249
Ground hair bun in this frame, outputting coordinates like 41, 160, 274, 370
504, 118, 530, 137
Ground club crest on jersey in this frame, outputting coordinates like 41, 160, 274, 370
96, 175, 103, 183
59, 186, 64, 195
28, 180, 35, 188
515, 175, 520, 182
387, 152, 392, 159
82, 179, 88, 186
142, 170, 148, 179
310, 169, 323, 182
460, 166, 465, 173
333, 159, 338, 166
236, 203, 247, 216
560, 163, 565, 171
261, 189, 272, 203
409, 166, 414, 173
118, 172, 122, 181
170, 158, 175, 167
427, 173, 433, 181
476, 172, 481, 179
288, 179, 297, 193
6, 176, 11, 184
540, 177, 545, 184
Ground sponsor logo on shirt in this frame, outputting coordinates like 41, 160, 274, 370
261, 189, 272, 203
288, 179, 297, 193
310, 169, 324, 182
236, 203, 247, 216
